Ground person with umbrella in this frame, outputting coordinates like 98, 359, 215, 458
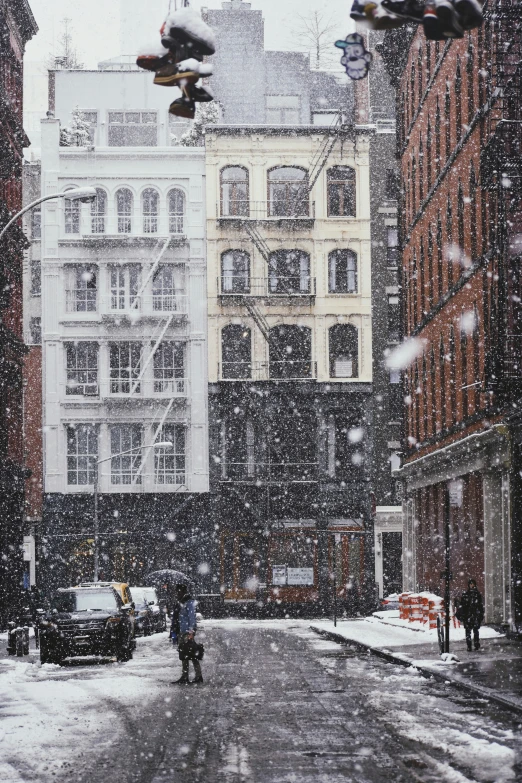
171, 583, 203, 685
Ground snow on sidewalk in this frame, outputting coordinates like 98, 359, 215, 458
312, 612, 502, 651
0, 633, 173, 783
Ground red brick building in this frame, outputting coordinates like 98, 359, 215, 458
0, 0, 37, 620
383, 1, 522, 626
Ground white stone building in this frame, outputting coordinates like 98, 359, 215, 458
37, 68, 208, 585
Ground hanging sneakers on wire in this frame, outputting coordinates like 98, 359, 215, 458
454, 0, 483, 28
136, 2, 216, 122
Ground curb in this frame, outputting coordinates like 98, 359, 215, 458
310, 625, 522, 716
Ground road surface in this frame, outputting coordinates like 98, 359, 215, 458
1, 620, 520, 782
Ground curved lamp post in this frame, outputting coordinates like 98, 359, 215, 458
93, 441, 173, 580
0, 186, 97, 243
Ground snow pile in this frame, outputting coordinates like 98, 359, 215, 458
0, 633, 173, 782
177, 58, 213, 76
137, 40, 170, 57
164, 8, 216, 50
385, 337, 426, 370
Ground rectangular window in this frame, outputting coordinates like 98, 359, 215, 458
67, 267, 97, 312
31, 208, 41, 239
81, 111, 98, 144
152, 266, 181, 311
109, 266, 140, 310
153, 342, 185, 394
64, 199, 80, 234
109, 342, 141, 394
65, 342, 98, 395
389, 369, 401, 384
67, 424, 98, 485
108, 111, 157, 146
29, 317, 41, 345
110, 424, 142, 485
388, 295, 401, 342
154, 424, 185, 485
266, 95, 300, 125
30, 258, 41, 296
387, 227, 399, 266
386, 169, 399, 199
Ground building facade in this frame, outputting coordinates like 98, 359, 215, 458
383, 2, 521, 625
0, 0, 37, 618
366, 30, 402, 598
38, 68, 209, 591
206, 125, 374, 611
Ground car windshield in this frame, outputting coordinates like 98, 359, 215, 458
130, 587, 157, 607
51, 590, 118, 613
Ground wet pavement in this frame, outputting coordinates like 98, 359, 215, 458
2, 620, 522, 782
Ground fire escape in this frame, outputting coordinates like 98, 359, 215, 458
217, 115, 353, 500
480, 1, 522, 398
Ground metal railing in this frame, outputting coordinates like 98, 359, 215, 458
219, 276, 316, 297
219, 360, 316, 381
99, 294, 188, 316
220, 462, 319, 482
101, 377, 187, 397
219, 200, 315, 220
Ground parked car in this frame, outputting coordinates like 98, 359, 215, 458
39, 585, 134, 664
379, 593, 400, 611
129, 586, 166, 634
80, 582, 136, 642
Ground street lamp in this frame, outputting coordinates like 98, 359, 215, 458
0, 186, 97, 243
93, 441, 173, 581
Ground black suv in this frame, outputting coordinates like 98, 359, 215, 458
39, 586, 134, 664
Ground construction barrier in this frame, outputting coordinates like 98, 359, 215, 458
398, 591, 461, 629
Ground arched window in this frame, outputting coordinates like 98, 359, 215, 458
142, 188, 159, 233
268, 167, 308, 217
470, 166, 477, 261
328, 249, 357, 293
221, 250, 250, 294
220, 166, 248, 217
168, 189, 185, 234
327, 166, 356, 217
221, 324, 251, 379
329, 324, 358, 378
269, 325, 312, 379
445, 82, 451, 159
455, 58, 462, 143
91, 188, 107, 234
268, 249, 310, 294
64, 189, 80, 234
467, 37, 474, 125
116, 188, 133, 234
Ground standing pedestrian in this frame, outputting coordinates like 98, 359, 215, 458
457, 578, 484, 651
171, 583, 203, 685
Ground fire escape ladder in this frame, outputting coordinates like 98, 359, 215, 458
243, 221, 271, 262
131, 397, 176, 487
129, 314, 174, 397
290, 112, 343, 216
130, 236, 171, 310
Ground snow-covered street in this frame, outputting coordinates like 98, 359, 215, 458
1, 620, 521, 783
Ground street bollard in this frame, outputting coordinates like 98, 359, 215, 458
6, 621, 16, 655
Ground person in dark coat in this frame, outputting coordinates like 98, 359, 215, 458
171, 584, 203, 684
458, 579, 484, 651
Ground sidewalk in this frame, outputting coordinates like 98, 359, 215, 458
310, 615, 522, 714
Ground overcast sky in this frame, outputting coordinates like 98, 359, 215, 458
23, 0, 351, 150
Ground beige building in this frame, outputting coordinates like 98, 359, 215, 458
206, 127, 373, 386
205, 125, 375, 610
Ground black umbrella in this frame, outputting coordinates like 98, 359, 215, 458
146, 569, 193, 586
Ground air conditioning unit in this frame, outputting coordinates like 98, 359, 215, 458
83, 384, 99, 396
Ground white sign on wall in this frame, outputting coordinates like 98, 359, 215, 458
448, 479, 463, 507
272, 565, 287, 585
287, 567, 314, 586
